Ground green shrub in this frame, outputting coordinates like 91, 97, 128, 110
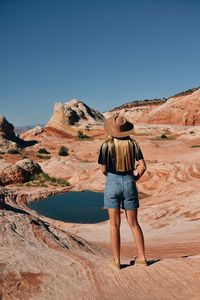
7, 149, 20, 154
35, 153, 51, 159
37, 148, 50, 154
49, 177, 57, 183
56, 178, 69, 186
29, 172, 70, 187
152, 134, 176, 141
58, 146, 69, 156
77, 130, 92, 140
161, 134, 168, 139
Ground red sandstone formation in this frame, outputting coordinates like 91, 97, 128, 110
138, 89, 200, 125
1, 88, 200, 299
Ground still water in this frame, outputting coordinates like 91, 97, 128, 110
27, 190, 109, 224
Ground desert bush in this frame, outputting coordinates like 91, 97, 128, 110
58, 146, 69, 156
191, 145, 200, 148
77, 130, 92, 140
49, 176, 57, 183
161, 134, 168, 139
152, 134, 176, 141
29, 172, 69, 186
37, 148, 50, 154
35, 153, 51, 159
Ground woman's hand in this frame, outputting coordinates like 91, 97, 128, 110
102, 165, 107, 176
134, 159, 146, 181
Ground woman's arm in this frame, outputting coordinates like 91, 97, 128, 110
101, 164, 107, 176
134, 159, 146, 181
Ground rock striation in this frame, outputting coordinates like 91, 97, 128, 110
46, 99, 104, 132
109, 88, 200, 126
139, 89, 200, 125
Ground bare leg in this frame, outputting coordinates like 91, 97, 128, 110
125, 209, 146, 260
108, 208, 121, 264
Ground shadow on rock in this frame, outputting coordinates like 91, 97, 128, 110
129, 258, 161, 266
3, 203, 30, 215
17, 138, 38, 149
120, 263, 131, 270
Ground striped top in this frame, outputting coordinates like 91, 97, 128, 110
98, 136, 144, 175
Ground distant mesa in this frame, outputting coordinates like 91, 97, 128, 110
22, 125, 44, 136
45, 99, 104, 133
0, 115, 38, 153
140, 88, 200, 125
15, 124, 45, 136
110, 87, 200, 126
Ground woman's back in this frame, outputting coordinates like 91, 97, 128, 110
98, 135, 143, 174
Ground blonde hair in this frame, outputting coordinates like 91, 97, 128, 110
102, 134, 136, 172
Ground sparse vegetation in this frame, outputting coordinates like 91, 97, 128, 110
35, 153, 51, 159
152, 134, 176, 141
110, 98, 167, 111
172, 87, 200, 98
161, 133, 168, 139
37, 147, 50, 154
76, 130, 93, 140
35, 147, 51, 159
191, 145, 200, 148
27, 172, 70, 187
58, 146, 69, 156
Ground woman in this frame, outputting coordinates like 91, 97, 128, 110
98, 114, 147, 269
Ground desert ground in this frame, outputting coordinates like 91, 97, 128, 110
1, 120, 200, 300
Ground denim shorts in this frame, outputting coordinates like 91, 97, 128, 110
103, 172, 139, 210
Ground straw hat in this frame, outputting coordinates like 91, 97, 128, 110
104, 114, 135, 138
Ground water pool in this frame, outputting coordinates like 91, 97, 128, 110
27, 190, 109, 224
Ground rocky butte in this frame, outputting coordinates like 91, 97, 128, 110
1, 90, 200, 299
46, 99, 104, 133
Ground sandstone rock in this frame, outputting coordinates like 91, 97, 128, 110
138, 89, 200, 125
0, 115, 38, 152
23, 125, 43, 136
46, 99, 104, 132
0, 115, 16, 140
0, 159, 43, 186
0, 164, 29, 185
0, 162, 12, 173
15, 158, 43, 175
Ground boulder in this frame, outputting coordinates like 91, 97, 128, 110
0, 164, 29, 186
15, 158, 42, 175
0, 115, 16, 141
0, 159, 43, 186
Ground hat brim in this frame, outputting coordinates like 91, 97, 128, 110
104, 116, 135, 138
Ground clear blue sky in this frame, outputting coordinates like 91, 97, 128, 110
0, 0, 200, 126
